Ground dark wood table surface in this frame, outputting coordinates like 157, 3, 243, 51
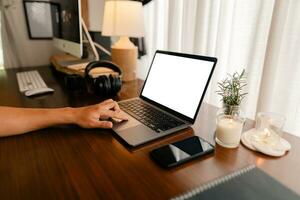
0, 67, 300, 199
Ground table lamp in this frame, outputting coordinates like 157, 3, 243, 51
102, 0, 144, 81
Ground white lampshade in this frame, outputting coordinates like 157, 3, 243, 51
102, 0, 144, 37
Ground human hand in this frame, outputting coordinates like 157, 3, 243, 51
73, 99, 128, 129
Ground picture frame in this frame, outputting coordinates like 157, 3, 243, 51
23, 1, 54, 39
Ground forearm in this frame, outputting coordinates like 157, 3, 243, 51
0, 100, 127, 137
0, 107, 75, 137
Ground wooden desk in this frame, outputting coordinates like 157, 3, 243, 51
0, 67, 300, 199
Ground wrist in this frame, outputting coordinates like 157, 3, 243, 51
61, 107, 77, 125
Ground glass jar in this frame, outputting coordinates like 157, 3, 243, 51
215, 105, 245, 148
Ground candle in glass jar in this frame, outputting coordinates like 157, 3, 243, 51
216, 118, 244, 148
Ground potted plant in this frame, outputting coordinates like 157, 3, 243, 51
215, 69, 248, 148
216, 69, 247, 115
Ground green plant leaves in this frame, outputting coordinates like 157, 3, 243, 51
216, 69, 247, 106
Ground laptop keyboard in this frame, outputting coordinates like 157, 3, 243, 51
119, 99, 185, 133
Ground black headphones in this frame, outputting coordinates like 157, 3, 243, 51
85, 61, 122, 96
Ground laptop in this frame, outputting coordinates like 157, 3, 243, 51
113, 50, 217, 147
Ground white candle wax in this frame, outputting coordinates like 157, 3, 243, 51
216, 118, 243, 147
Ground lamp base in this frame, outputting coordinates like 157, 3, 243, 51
111, 46, 137, 82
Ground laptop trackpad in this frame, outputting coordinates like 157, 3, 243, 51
118, 124, 156, 146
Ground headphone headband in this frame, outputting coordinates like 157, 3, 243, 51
85, 60, 122, 78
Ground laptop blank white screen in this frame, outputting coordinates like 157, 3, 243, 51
141, 52, 215, 119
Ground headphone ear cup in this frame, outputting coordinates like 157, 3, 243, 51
109, 75, 118, 95
104, 76, 112, 96
114, 76, 122, 94
94, 76, 110, 96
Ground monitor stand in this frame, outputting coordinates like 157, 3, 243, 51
81, 18, 100, 61
56, 18, 111, 70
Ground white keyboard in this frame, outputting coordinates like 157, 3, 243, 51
16, 70, 48, 92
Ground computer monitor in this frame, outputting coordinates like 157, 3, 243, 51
51, 0, 82, 58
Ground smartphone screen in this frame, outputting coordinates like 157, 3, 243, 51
150, 136, 214, 168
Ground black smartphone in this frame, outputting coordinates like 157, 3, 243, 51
150, 136, 214, 168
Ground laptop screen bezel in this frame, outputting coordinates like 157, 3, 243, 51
139, 50, 217, 124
